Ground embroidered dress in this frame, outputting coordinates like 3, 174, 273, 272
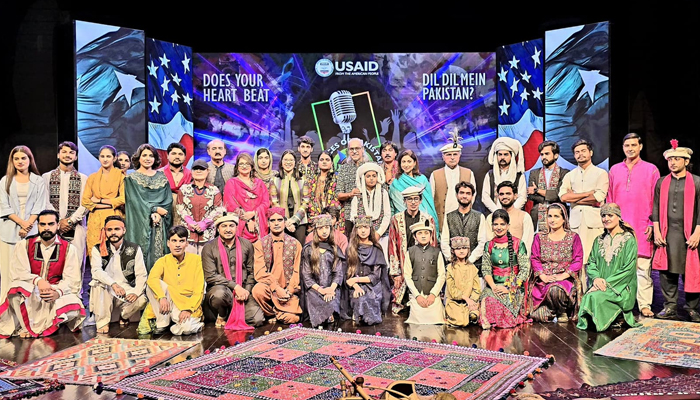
176, 183, 224, 247
480, 239, 530, 328
300, 172, 344, 234
300, 242, 347, 327
223, 177, 271, 242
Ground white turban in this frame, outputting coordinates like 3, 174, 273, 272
488, 137, 525, 184
355, 162, 386, 220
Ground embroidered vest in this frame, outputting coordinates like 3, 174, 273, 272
433, 167, 472, 228
446, 209, 483, 266
26, 235, 69, 285
96, 240, 139, 287
408, 245, 441, 295
261, 234, 298, 283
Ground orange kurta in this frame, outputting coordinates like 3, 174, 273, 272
82, 168, 125, 252
251, 239, 302, 323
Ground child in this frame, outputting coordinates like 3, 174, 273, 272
402, 220, 445, 325
444, 236, 481, 326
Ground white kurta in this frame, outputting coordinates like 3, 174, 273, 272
403, 248, 446, 325
481, 167, 528, 213
429, 165, 478, 213
42, 169, 88, 266
440, 212, 487, 264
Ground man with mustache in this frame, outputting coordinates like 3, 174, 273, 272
527, 141, 570, 231
161, 143, 192, 227
485, 181, 534, 256
440, 181, 486, 266
482, 137, 527, 213
0, 210, 85, 338
430, 136, 477, 231
206, 139, 235, 195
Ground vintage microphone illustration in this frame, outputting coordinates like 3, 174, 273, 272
329, 90, 357, 134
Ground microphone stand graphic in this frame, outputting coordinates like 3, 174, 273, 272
330, 90, 357, 134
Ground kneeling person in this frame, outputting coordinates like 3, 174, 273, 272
403, 220, 446, 325
89, 216, 148, 333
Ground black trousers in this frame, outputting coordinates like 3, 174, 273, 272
659, 271, 700, 311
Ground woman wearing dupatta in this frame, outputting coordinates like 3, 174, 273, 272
577, 203, 640, 331
223, 153, 270, 242
125, 144, 172, 272
83, 145, 125, 254
299, 151, 344, 235
389, 149, 440, 237
480, 209, 530, 329
254, 148, 280, 206
274, 150, 308, 244
528, 203, 583, 323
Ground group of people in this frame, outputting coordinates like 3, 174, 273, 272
0, 131, 697, 338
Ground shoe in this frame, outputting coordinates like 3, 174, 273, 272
153, 326, 168, 335
82, 314, 96, 327
656, 307, 677, 320
137, 315, 155, 335
688, 309, 700, 323
557, 314, 569, 323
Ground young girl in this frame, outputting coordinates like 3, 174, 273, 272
342, 216, 389, 325
301, 214, 347, 328
444, 236, 481, 326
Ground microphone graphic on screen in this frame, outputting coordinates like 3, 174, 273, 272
329, 90, 356, 134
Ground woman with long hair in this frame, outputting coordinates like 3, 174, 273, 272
299, 150, 344, 235
223, 152, 271, 242
341, 216, 389, 325
389, 149, 440, 236
0, 146, 46, 303
82, 145, 125, 255
124, 144, 172, 272
528, 203, 583, 323
444, 236, 481, 326
254, 148, 279, 206
480, 209, 531, 329
274, 150, 308, 243
300, 214, 347, 328
577, 203, 640, 331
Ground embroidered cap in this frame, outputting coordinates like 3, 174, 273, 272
600, 203, 622, 218
440, 129, 463, 153
663, 139, 693, 160
215, 213, 239, 228
354, 215, 372, 227
314, 214, 334, 227
401, 186, 424, 198
410, 219, 434, 233
450, 236, 470, 250
266, 207, 286, 220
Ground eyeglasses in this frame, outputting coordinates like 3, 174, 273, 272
238, 162, 251, 167
405, 197, 421, 203
348, 147, 362, 152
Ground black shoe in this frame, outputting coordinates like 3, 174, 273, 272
656, 307, 677, 320
688, 309, 700, 323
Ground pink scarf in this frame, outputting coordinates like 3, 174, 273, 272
162, 165, 192, 194
218, 237, 253, 330
653, 174, 700, 292
223, 177, 271, 241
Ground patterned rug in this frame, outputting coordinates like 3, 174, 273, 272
593, 318, 700, 368
108, 327, 547, 400
534, 373, 700, 399
0, 338, 197, 385
0, 359, 63, 400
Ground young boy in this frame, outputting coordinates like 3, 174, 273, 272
402, 220, 445, 325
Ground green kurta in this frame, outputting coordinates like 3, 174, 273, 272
577, 231, 641, 331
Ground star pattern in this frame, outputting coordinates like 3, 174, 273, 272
182, 54, 190, 74
149, 96, 161, 114
159, 54, 170, 68
113, 70, 142, 106
499, 99, 510, 116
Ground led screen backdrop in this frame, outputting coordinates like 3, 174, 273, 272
192, 53, 497, 198
75, 20, 146, 175
545, 21, 610, 169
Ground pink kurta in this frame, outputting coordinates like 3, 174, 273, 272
607, 159, 659, 258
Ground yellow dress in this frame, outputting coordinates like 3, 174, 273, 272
82, 168, 125, 252
444, 261, 481, 326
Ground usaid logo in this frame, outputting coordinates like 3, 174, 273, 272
315, 59, 334, 77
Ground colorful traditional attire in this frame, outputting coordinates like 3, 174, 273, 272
389, 174, 439, 234
445, 247, 481, 327
145, 253, 205, 335
403, 241, 446, 325
485, 208, 535, 256
480, 237, 530, 329
223, 177, 271, 242
161, 165, 192, 228
256, 170, 280, 207
342, 243, 389, 326
125, 171, 173, 272
300, 171, 344, 234
527, 164, 569, 231
301, 242, 347, 328
577, 230, 640, 331
297, 159, 317, 182
382, 160, 399, 187
82, 168, 125, 254
176, 182, 224, 255
336, 159, 366, 231
482, 138, 527, 212
252, 233, 303, 324
350, 163, 392, 263
0, 236, 85, 337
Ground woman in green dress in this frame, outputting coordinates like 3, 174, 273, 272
577, 203, 641, 331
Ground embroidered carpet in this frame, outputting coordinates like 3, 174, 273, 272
0, 338, 197, 385
593, 318, 700, 368
534, 373, 700, 399
0, 359, 63, 400
108, 327, 547, 400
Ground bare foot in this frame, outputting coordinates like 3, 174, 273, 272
640, 307, 654, 317
120, 318, 130, 327
97, 326, 110, 334
19, 331, 32, 338
268, 318, 277, 325
215, 316, 226, 328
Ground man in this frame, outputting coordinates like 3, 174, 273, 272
206, 139, 235, 195
89, 215, 147, 334
201, 214, 264, 327
0, 210, 85, 338
143, 226, 204, 335
305, 205, 349, 253
559, 139, 608, 268
380, 141, 400, 187
161, 143, 192, 227
430, 139, 477, 230
485, 181, 534, 256
42, 141, 90, 306
527, 140, 570, 231
176, 159, 225, 255
652, 140, 700, 322
337, 138, 369, 234
482, 137, 527, 213
387, 186, 437, 315
296, 135, 317, 181
608, 133, 659, 318
440, 182, 486, 266
252, 208, 303, 324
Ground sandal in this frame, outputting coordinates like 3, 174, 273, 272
120, 317, 130, 327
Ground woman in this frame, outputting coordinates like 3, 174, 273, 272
82, 145, 125, 254
529, 203, 583, 323
125, 144, 172, 272
299, 151, 344, 235
0, 146, 46, 303
342, 216, 388, 325
301, 214, 346, 328
445, 237, 481, 327
254, 148, 279, 206
480, 209, 530, 329
389, 149, 440, 236
274, 150, 308, 244
116, 151, 132, 175
223, 153, 270, 242
577, 203, 640, 331
350, 163, 391, 264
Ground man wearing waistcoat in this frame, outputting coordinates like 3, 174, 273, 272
429, 137, 476, 231
440, 181, 487, 266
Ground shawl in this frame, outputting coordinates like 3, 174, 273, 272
261, 233, 297, 283
218, 237, 252, 330
49, 168, 81, 217
223, 177, 271, 241
162, 165, 192, 194
279, 175, 301, 218
389, 173, 440, 235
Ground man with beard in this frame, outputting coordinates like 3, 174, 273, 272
380, 141, 400, 187
201, 214, 264, 328
527, 141, 570, 231
560, 139, 608, 269
482, 137, 527, 213
486, 181, 534, 256
252, 208, 303, 324
337, 138, 369, 234
430, 136, 477, 230
206, 139, 235, 195
161, 143, 192, 228
42, 141, 90, 305
296, 135, 317, 181
608, 133, 659, 318
440, 182, 486, 266
0, 210, 85, 338
88, 215, 147, 334
653, 141, 700, 322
